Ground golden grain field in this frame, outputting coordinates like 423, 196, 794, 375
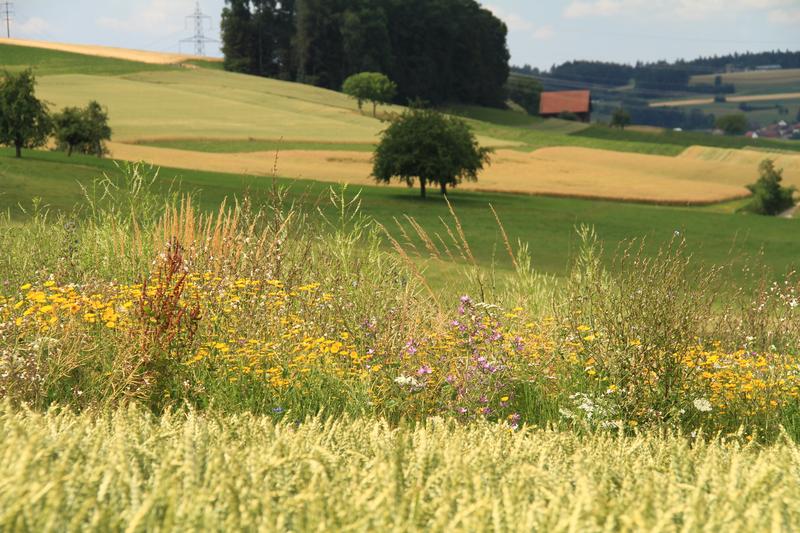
108, 142, 757, 204
651, 92, 800, 108
2, 406, 798, 532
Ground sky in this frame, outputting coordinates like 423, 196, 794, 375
5, 0, 800, 69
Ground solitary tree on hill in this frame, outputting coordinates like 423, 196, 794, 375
0, 70, 52, 158
611, 107, 631, 130
373, 107, 492, 198
342, 72, 397, 117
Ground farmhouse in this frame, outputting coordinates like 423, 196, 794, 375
539, 90, 592, 122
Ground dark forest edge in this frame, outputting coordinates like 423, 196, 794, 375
220, 0, 510, 107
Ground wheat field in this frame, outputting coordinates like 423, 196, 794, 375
108, 142, 755, 204
1, 406, 798, 532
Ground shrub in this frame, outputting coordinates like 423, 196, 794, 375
716, 113, 748, 135
741, 159, 795, 216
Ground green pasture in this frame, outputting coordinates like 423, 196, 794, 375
3, 148, 799, 285
0, 43, 172, 76
689, 99, 800, 129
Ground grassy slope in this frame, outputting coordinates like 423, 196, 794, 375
0, 43, 172, 76
35, 70, 385, 143
3, 149, 799, 283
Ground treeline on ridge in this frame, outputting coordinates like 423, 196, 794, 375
221, 0, 510, 107
514, 50, 800, 91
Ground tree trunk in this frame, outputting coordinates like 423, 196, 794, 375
420, 178, 427, 198
372, 101, 377, 117
68, 144, 73, 157
14, 142, 21, 158
440, 182, 447, 195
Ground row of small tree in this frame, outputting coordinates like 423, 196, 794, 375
0, 70, 111, 158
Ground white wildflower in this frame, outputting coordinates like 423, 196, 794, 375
394, 375, 422, 390
693, 398, 713, 412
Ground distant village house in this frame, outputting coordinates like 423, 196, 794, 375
539, 90, 592, 122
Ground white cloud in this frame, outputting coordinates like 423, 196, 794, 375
485, 4, 533, 31
767, 8, 800, 24
485, 4, 555, 40
16, 17, 51, 37
563, 0, 799, 20
533, 25, 555, 40
564, 0, 633, 18
96, 0, 191, 35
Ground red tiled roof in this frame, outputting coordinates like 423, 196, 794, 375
539, 90, 591, 115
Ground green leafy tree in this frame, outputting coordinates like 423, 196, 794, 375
506, 76, 542, 115
742, 159, 795, 216
0, 69, 51, 158
342, 72, 397, 117
53, 101, 112, 157
53, 107, 88, 156
611, 108, 631, 130
716, 114, 748, 135
83, 101, 112, 157
373, 107, 492, 198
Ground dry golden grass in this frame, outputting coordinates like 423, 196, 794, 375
651, 92, 800, 108
109, 142, 752, 204
0, 37, 219, 64
679, 146, 800, 186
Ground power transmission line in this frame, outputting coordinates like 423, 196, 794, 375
179, 1, 217, 56
1, 1, 12, 38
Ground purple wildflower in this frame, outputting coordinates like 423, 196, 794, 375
405, 340, 418, 355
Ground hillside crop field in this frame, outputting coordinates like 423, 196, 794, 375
691, 68, 800, 95
650, 92, 800, 108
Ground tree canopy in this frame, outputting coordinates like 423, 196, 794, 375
373, 107, 492, 198
506, 76, 542, 116
0, 70, 51, 158
611, 108, 631, 130
221, 0, 509, 107
342, 72, 397, 116
716, 114, 748, 135
741, 160, 795, 216
54, 100, 112, 157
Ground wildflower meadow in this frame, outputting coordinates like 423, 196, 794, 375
1, 163, 800, 530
